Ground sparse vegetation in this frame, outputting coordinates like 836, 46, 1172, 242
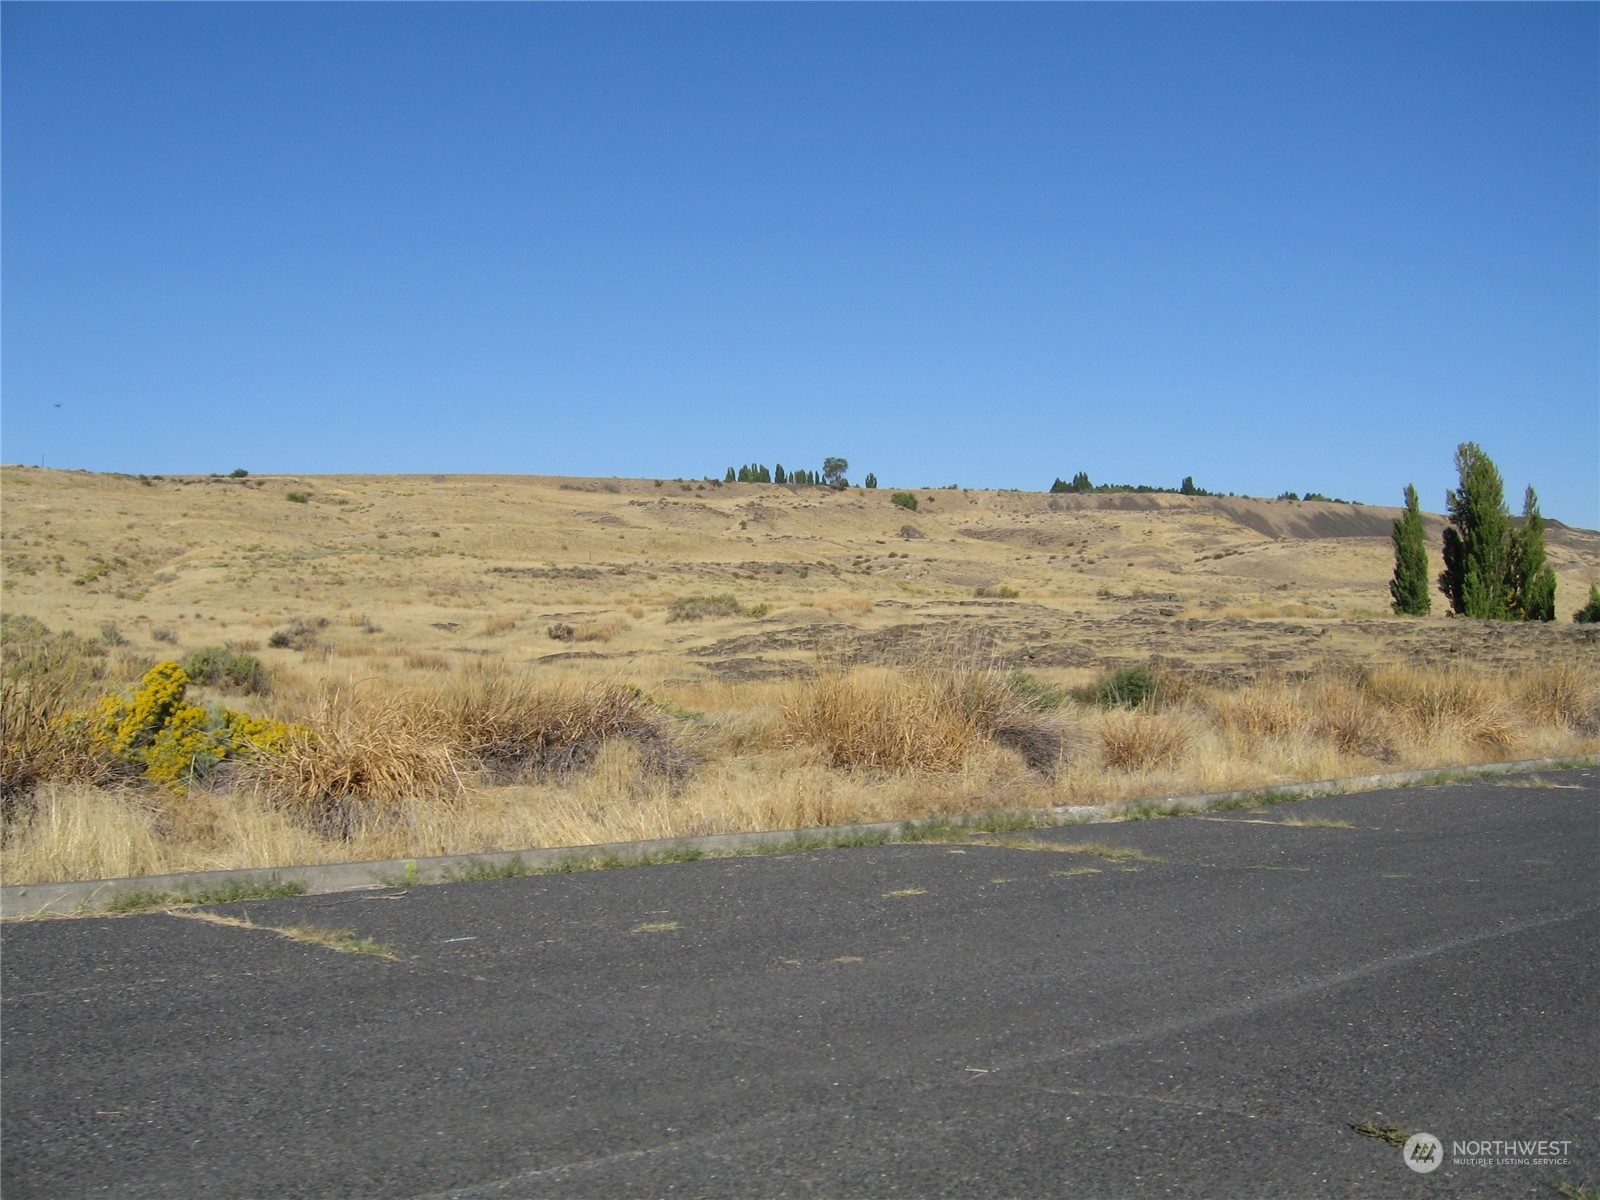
1, 465, 1595, 886
101, 879, 308, 913
1052, 471, 1222, 498
667, 595, 747, 622
891, 491, 918, 512
267, 617, 329, 650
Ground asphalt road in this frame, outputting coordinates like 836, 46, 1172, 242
3, 768, 1596, 1199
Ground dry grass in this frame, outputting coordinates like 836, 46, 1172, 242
1512, 662, 1600, 732
169, 909, 397, 957
3, 785, 172, 882
571, 618, 629, 644
251, 684, 466, 822
3, 657, 1595, 885
779, 660, 1060, 774
2, 466, 1597, 886
1360, 665, 1521, 752
1097, 710, 1194, 771
811, 595, 875, 617
1, 670, 107, 808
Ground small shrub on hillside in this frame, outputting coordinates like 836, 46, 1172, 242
667, 595, 746, 623
1575, 584, 1600, 624
439, 670, 691, 782
267, 618, 328, 650
546, 623, 575, 641
286, 492, 309, 504
891, 492, 918, 512
183, 646, 269, 694
1009, 670, 1069, 712
1086, 665, 1165, 710
975, 585, 1020, 599
3, 615, 106, 674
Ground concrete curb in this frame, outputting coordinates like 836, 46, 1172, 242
4, 754, 1595, 919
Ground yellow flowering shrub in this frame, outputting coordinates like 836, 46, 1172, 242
78, 662, 294, 792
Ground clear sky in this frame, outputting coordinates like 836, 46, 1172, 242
4, 3, 1596, 525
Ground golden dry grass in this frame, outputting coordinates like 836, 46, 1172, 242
3, 466, 1597, 884
779, 661, 1030, 772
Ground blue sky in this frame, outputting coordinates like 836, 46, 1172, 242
4, 3, 1596, 525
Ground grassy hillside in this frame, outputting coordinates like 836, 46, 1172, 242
4, 465, 1596, 684
3, 466, 1596, 885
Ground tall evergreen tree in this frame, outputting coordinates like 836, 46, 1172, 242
864, 472, 878, 489
1050, 477, 1069, 494
1438, 442, 1512, 618
774, 464, 787, 485
1389, 484, 1431, 615
1509, 486, 1556, 621
1072, 471, 1092, 493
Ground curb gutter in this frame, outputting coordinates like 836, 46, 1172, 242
4, 754, 1595, 920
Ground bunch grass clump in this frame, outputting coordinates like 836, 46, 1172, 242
780, 657, 1065, 776
666, 595, 746, 623
251, 686, 464, 821
432, 665, 689, 780
1, 626, 109, 814
1359, 665, 1519, 752
1511, 662, 1600, 733
251, 665, 693, 827
1097, 710, 1193, 771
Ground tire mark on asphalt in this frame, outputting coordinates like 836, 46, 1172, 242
980, 901, 1600, 1079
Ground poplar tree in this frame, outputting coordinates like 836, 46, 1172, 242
1509, 486, 1556, 621
1439, 442, 1512, 618
1389, 484, 1430, 615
